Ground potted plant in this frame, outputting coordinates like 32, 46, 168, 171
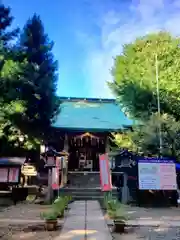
68, 195, 73, 203
41, 211, 58, 231
112, 207, 127, 233
106, 199, 119, 218
113, 212, 127, 233
107, 200, 127, 233
53, 197, 66, 218
64, 196, 69, 210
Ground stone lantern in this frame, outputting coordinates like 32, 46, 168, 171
41, 148, 69, 202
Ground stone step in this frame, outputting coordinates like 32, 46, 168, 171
60, 188, 118, 196
69, 191, 118, 196
63, 187, 117, 190
73, 195, 104, 200
57, 187, 118, 201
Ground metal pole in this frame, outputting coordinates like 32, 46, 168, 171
155, 53, 162, 156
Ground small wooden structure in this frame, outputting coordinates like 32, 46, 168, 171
0, 157, 24, 189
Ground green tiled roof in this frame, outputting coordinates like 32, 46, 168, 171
52, 97, 133, 131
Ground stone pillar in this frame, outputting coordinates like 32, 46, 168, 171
46, 168, 53, 203
121, 173, 130, 204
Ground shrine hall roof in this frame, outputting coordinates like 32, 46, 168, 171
52, 97, 133, 132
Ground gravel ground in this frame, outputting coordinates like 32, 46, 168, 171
0, 203, 51, 220
0, 203, 64, 240
0, 224, 61, 240
112, 226, 180, 240
105, 206, 180, 239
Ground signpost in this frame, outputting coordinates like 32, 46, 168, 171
21, 165, 37, 176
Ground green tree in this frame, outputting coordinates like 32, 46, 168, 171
111, 132, 138, 152
0, 4, 28, 152
0, 4, 19, 47
110, 32, 180, 120
19, 14, 60, 138
113, 113, 180, 159
0, 8, 60, 152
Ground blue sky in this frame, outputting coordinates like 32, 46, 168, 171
5, 0, 180, 98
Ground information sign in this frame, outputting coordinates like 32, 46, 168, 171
138, 158, 177, 190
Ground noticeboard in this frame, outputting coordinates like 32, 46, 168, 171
138, 158, 177, 190
8, 168, 20, 183
0, 167, 20, 184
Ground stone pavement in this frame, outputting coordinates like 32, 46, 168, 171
56, 200, 112, 240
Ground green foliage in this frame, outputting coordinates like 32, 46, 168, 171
0, 4, 19, 47
52, 195, 70, 217
112, 132, 138, 152
0, 6, 60, 152
113, 113, 180, 159
41, 195, 71, 220
40, 211, 58, 221
110, 32, 180, 120
0, 4, 28, 151
106, 198, 127, 221
19, 14, 60, 136
134, 113, 180, 158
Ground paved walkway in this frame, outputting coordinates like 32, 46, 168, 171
56, 200, 112, 240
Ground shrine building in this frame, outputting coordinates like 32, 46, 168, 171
46, 97, 132, 172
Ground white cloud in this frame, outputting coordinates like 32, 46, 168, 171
78, 0, 180, 98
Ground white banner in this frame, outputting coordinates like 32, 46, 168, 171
52, 167, 59, 189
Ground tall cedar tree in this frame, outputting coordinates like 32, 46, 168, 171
0, 4, 19, 46
20, 14, 60, 136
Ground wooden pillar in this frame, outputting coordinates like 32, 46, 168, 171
105, 136, 112, 169
105, 135, 110, 153
121, 173, 130, 204
24, 175, 28, 186
63, 134, 69, 185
